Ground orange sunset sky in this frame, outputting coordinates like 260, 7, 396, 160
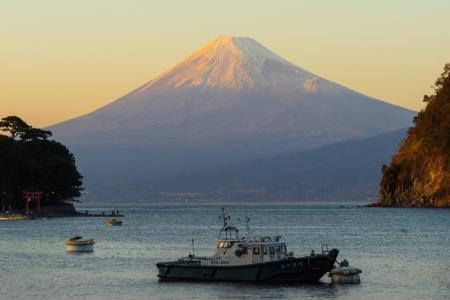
2, 0, 450, 127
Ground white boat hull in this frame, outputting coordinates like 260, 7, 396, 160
66, 244, 94, 252
331, 273, 360, 284
329, 266, 361, 284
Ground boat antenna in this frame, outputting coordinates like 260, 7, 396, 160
220, 206, 227, 228
245, 215, 251, 237
219, 206, 230, 228
191, 238, 195, 257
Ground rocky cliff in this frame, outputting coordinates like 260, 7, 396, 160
378, 64, 450, 207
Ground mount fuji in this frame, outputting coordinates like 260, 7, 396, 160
50, 36, 415, 200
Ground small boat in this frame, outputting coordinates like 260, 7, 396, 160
329, 259, 362, 284
65, 236, 95, 252
156, 209, 339, 283
0, 214, 30, 221
106, 218, 122, 226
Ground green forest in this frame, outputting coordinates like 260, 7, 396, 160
0, 116, 83, 211
379, 64, 450, 207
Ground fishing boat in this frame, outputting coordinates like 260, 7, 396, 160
65, 236, 95, 252
156, 209, 339, 283
106, 218, 122, 226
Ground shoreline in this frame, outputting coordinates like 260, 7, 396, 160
2, 201, 447, 220
75, 200, 372, 206
0, 203, 124, 220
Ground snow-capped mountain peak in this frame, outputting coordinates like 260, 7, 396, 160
138, 36, 314, 92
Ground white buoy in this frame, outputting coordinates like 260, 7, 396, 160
329, 260, 361, 284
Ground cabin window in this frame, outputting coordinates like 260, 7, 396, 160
263, 246, 267, 255
270, 247, 275, 254
242, 247, 248, 255
253, 247, 260, 255
281, 245, 286, 254
275, 246, 281, 253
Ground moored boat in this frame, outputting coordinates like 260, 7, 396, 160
156, 209, 338, 283
65, 236, 95, 252
329, 259, 362, 284
106, 218, 122, 226
0, 214, 30, 221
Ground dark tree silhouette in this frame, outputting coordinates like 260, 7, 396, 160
0, 116, 52, 141
0, 116, 83, 210
20, 127, 52, 141
0, 116, 31, 140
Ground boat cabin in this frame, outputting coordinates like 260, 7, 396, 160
198, 225, 289, 266
208, 237, 288, 265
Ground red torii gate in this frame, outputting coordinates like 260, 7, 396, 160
22, 191, 43, 214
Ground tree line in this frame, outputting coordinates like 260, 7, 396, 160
0, 116, 83, 211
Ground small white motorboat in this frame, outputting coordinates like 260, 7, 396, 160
0, 214, 30, 221
106, 218, 122, 226
65, 236, 95, 252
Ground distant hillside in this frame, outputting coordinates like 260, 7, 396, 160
49, 36, 414, 200
87, 129, 407, 202
378, 64, 450, 208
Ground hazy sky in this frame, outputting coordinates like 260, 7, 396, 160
2, 0, 449, 127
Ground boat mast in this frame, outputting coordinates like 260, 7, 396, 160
245, 215, 251, 237
219, 206, 239, 239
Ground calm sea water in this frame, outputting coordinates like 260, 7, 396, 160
0, 204, 449, 300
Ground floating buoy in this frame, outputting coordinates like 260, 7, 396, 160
329, 259, 361, 284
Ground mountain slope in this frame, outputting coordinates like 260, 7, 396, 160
49, 36, 415, 199
154, 129, 407, 202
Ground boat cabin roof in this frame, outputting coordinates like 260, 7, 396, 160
217, 236, 285, 248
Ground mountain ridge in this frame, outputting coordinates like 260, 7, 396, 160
49, 36, 416, 200
83, 128, 407, 202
